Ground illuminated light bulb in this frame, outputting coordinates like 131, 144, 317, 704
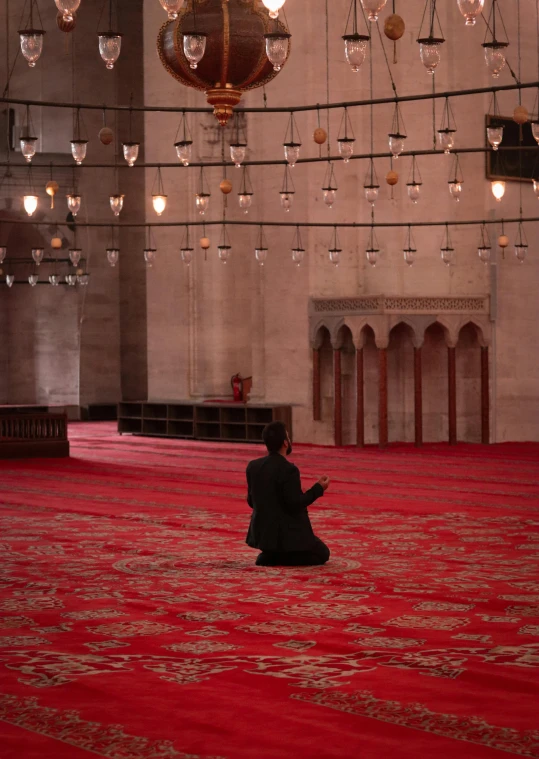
407, 182, 421, 203
419, 39, 443, 75
181, 247, 194, 266
195, 193, 210, 215
360, 0, 388, 22
438, 128, 455, 154
238, 193, 253, 214
478, 245, 491, 263
110, 194, 125, 216
457, 0, 484, 25
217, 245, 231, 264
122, 142, 140, 167
338, 138, 355, 163
449, 181, 462, 202
144, 248, 157, 268
483, 42, 508, 78
487, 124, 504, 150
175, 140, 192, 166
29, 273, 39, 286
440, 246, 454, 265
403, 247, 416, 266
284, 143, 301, 167
230, 143, 247, 168
292, 247, 305, 266
255, 247, 268, 266
71, 139, 88, 164
183, 33, 207, 69
262, 0, 286, 19
343, 34, 369, 72
329, 248, 341, 266
23, 194, 38, 216
364, 185, 379, 206
491, 180, 505, 202
158, 0, 182, 20
388, 133, 406, 159
20, 136, 38, 163
514, 244, 527, 263
152, 194, 167, 216
32, 248, 44, 265
280, 192, 294, 212
49, 274, 60, 286
54, 0, 80, 22
107, 248, 119, 267
98, 32, 122, 70
6, 274, 15, 287
323, 188, 336, 208
69, 248, 82, 265
0, 247, 6, 264
19, 30, 45, 67
265, 32, 290, 71
67, 193, 82, 216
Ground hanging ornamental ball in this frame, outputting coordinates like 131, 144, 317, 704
200, 236, 211, 250
46, 180, 59, 198
384, 14, 405, 41
99, 126, 114, 145
220, 178, 233, 195
498, 234, 509, 248
386, 170, 399, 186
51, 236, 63, 250
313, 128, 328, 145
56, 11, 77, 33
76, 267, 84, 277
513, 105, 529, 125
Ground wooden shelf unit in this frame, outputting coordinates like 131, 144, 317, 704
117, 402, 292, 443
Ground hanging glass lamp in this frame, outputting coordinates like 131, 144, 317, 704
55, 0, 80, 22
32, 248, 44, 265
67, 193, 82, 216
107, 248, 120, 267
457, 0, 484, 25
360, 0, 388, 22
122, 142, 140, 167
183, 33, 207, 69
110, 194, 125, 216
69, 248, 82, 265
99, 32, 123, 70
265, 29, 290, 72
262, 0, 287, 18
158, 0, 182, 20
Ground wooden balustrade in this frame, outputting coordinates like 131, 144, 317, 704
0, 413, 69, 458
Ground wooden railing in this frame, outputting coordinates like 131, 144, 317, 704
0, 414, 68, 442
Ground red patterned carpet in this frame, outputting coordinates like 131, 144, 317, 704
1, 423, 539, 759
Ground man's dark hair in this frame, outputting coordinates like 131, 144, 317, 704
262, 421, 288, 453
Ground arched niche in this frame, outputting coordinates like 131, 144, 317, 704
314, 325, 333, 423
456, 321, 482, 442
423, 321, 450, 442
360, 324, 379, 445
388, 321, 415, 443
335, 324, 355, 445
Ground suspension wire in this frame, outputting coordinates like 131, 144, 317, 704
517, 0, 522, 104
325, 0, 330, 153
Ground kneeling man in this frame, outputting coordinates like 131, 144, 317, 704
245, 421, 330, 566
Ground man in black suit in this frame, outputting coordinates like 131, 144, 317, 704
245, 421, 330, 566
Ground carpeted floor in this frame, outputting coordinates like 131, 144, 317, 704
1, 423, 539, 759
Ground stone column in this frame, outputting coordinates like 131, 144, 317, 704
481, 345, 490, 444
378, 347, 388, 449
414, 345, 423, 447
334, 348, 343, 447
312, 348, 321, 421
356, 347, 364, 447
448, 345, 457, 445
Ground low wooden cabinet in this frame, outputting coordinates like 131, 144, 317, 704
118, 402, 292, 443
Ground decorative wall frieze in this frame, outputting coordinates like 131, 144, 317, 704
311, 295, 489, 316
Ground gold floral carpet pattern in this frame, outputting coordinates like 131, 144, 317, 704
0, 423, 538, 759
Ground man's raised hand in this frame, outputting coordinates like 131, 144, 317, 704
318, 475, 330, 491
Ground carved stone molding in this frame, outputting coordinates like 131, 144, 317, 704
311, 295, 489, 316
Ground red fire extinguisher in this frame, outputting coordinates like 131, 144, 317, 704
231, 373, 243, 402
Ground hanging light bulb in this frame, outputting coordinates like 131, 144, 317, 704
438, 129, 455, 153
110, 194, 125, 216
107, 248, 119, 267
55, 0, 80, 22
337, 137, 355, 163
67, 193, 82, 216
265, 29, 290, 72
69, 248, 82, 265
122, 142, 140, 167
49, 274, 60, 286
144, 248, 157, 268
418, 38, 444, 74
151, 167, 167, 216
32, 248, 44, 266
230, 143, 247, 168
6, 274, 15, 288
407, 182, 421, 203
65, 273, 77, 286
175, 140, 192, 166
238, 193, 253, 213
457, 0, 484, 25
323, 188, 336, 208
195, 193, 210, 215
20, 135, 38, 163
23, 194, 38, 216
361, 0, 388, 22
487, 124, 504, 150
262, 0, 286, 18
183, 33, 207, 69
99, 32, 122, 69
491, 180, 505, 202
284, 142, 301, 167
158, 0, 182, 20
19, 29, 45, 68
28, 273, 39, 287
531, 122, 539, 145
449, 181, 462, 201
343, 34, 369, 72
70, 139, 88, 165
483, 42, 508, 78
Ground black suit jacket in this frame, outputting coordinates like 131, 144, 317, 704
245, 453, 324, 552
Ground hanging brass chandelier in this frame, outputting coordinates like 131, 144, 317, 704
157, 0, 291, 126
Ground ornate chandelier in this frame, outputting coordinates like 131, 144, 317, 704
157, 0, 290, 125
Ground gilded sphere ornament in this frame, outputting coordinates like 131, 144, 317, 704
56, 11, 77, 32
46, 180, 59, 209
513, 105, 529, 125
76, 267, 84, 276
220, 179, 233, 194
384, 14, 405, 41
498, 234, 509, 248
200, 236, 211, 249
386, 170, 399, 186
99, 127, 114, 145
51, 236, 63, 250
313, 128, 327, 145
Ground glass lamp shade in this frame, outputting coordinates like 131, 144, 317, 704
361, 0, 388, 22
110, 194, 125, 216
144, 248, 157, 268
159, 0, 182, 20
98, 33, 122, 69
67, 193, 82, 216
106, 248, 120, 267
483, 43, 507, 78
419, 39, 443, 75
0, 247, 6, 264
65, 274, 77, 286
292, 247, 305, 266
491, 180, 505, 202
55, 0, 80, 21
514, 244, 527, 263
403, 247, 416, 266
343, 34, 369, 72
478, 245, 491, 263
69, 249, 82, 265
533, 179, 539, 199
262, 0, 286, 18
338, 138, 355, 163
329, 248, 341, 266
230, 144, 247, 168
175, 140, 193, 166
32, 248, 44, 265
388, 133, 406, 158
487, 125, 504, 150
77, 273, 89, 286
440, 246, 454, 265
323, 188, 336, 208
364, 185, 379, 206
531, 122, 539, 145
181, 247, 194, 266
195, 193, 210, 215
49, 274, 60, 286
122, 142, 140, 167
217, 245, 231, 264
19, 31, 45, 67
20, 136, 38, 163
366, 248, 379, 266
6, 274, 15, 288
23, 194, 38, 216
238, 193, 253, 213
407, 182, 421, 203
265, 33, 290, 72
280, 192, 294, 212
438, 129, 455, 154
28, 274, 39, 287
183, 34, 207, 69
457, 0, 485, 25
255, 247, 268, 266
71, 140, 88, 165
284, 143, 301, 167
449, 181, 462, 202
152, 194, 167, 216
